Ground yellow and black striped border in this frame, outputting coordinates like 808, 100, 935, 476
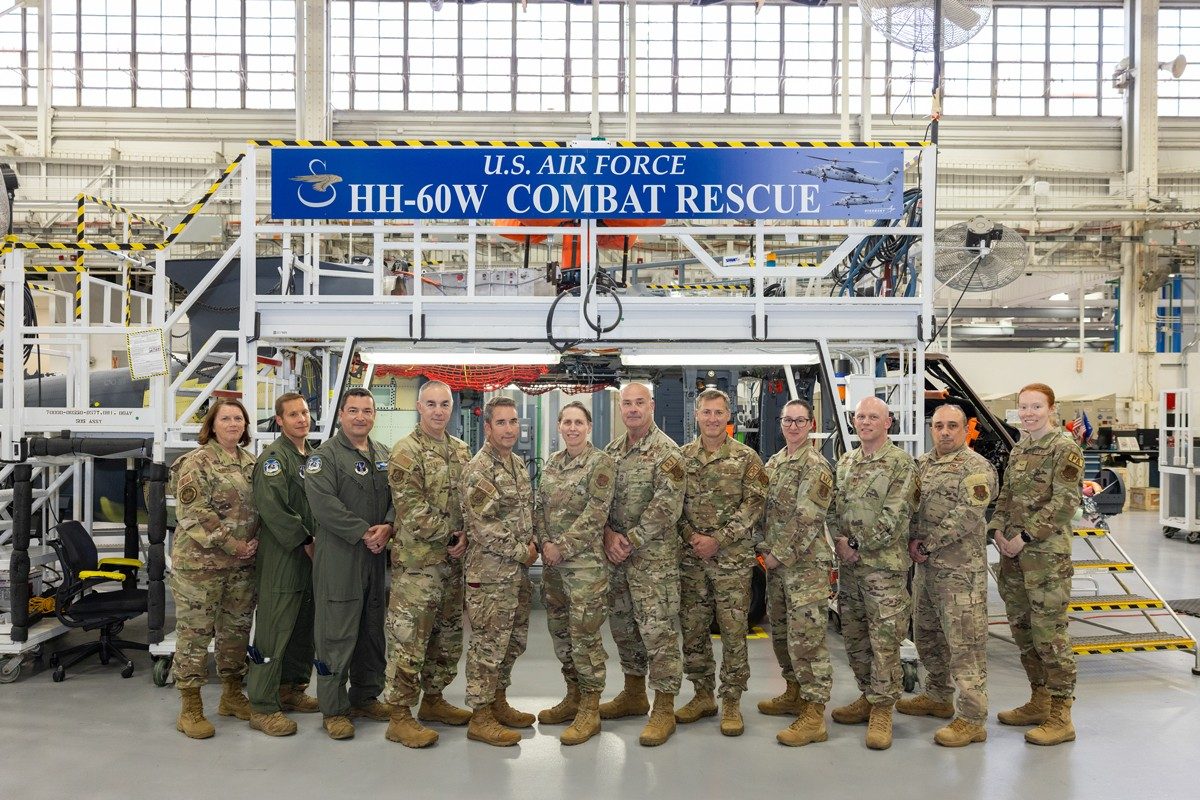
164, 153, 244, 244
1068, 598, 1165, 612
648, 283, 750, 291
250, 139, 928, 149
1073, 639, 1194, 655
77, 194, 169, 234
1071, 528, 1109, 537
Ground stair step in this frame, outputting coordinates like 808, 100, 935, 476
1072, 632, 1195, 655
1072, 527, 1108, 537
1068, 594, 1165, 611
1072, 559, 1134, 572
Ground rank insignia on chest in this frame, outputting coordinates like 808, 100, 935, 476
355, 460, 370, 476
376, 461, 388, 471
262, 458, 282, 477
306, 455, 322, 474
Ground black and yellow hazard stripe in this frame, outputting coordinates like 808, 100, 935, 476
1068, 596, 1165, 612
1071, 559, 1134, 571
1072, 636, 1195, 656
647, 283, 750, 291
164, 153, 244, 244
24, 263, 86, 274
1071, 528, 1109, 537
2, 237, 166, 252
249, 139, 928, 149
77, 194, 169, 234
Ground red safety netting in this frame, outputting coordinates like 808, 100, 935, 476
374, 364, 550, 392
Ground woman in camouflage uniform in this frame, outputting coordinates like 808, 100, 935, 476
535, 401, 616, 745
989, 382, 1083, 747
170, 398, 260, 739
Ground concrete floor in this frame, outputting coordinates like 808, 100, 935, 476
2, 510, 1198, 800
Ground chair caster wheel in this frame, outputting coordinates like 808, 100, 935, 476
121, 662, 135, 679
52, 666, 66, 683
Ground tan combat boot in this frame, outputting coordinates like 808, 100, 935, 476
865, 705, 894, 750
777, 701, 828, 747
934, 717, 987, 748
998, 686, 1051, 726
561, 691, 602, 745
176, 687, 215, 739
757, 681, 802, 716
467, 703, 521, 747
217, 678, 252, 720
279, 684, 320, 713
598, 674, 650, 720
249, 710, 298, 737
831, 693, 872, 725
1024, 697, 1076, 746
896, 693, 955, 719
674, 689, 718, 724
385, 704, 439, 748
493, 689, 535, 728
639, 692, 677, 747
538, 683, 581, 725
349, 699, 392, 722
719, 697, 745, 737
323, 714, 355, 740
418, 693, 474, 726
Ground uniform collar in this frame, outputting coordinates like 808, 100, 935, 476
776, 442, 814, 463
335, 430, 376, 455
852, 439, 896, 463
482, 440, 517, 465
557, 443, 595, 465
693, 434, 733, 460
206, 439, 251, 466
1021, 427, 1061, 448
614, 423, 660, 455
412, 425, 453, 450
930, 444, 968, 463
275, 435, 313, 458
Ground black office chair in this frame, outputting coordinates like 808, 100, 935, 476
46, 521, 149, 681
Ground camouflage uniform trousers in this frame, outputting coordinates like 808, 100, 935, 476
766, 563, 832, 704
383, 560, 465, 707
542, 562, 610, 693
169, 566, 256, 689
464, 572, 532, 709
607, 543, 683, 694
679, 551, 752, 701
837, 563, 909, 706
997, 549, 1077, 698
912, 561, 988, 722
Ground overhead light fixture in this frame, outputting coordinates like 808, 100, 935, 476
358, 351, 560, 366
622, 353, 820, 367
1049, 292, 1070, 301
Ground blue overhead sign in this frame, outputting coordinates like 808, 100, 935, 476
270, 146, 905, 221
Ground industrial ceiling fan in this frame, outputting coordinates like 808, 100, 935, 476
933, 216, 1027, 292
858, 0, 993, 52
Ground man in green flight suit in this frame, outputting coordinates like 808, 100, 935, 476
306, 387, 395, 740
248, 393, 320, 736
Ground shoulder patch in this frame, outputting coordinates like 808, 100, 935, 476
392, 451, 416, 472
808, 468, 833, 504
661, 454, 685, 483
963, 473, 992, 506
178, 483, 198, 505
262, 457, 282, 477
305, 455, 323, 475
747, 460, 768, 486
354, 460, 369, 476
594, 471, 612, 490
470, 478, 498, 511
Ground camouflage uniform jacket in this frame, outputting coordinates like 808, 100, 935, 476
912, 445, 997, 563
388, 426, 472, 569
678, 435, 768, 557
172, 440, 258, 571
253, 435, 317, 590
534, 444, 616, 565
461, 441, 534, 583
304, 431, 395, 601
826, 440, 918, 572
762, 443, 834, 569
604, 424, 685, 550
987, 429, 1082, 556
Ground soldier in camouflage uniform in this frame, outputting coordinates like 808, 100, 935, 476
305, 388, 396, 740
758, 399, 836, 748
533, 402, 615, 745
675, 388, 768, 737
461, 396, 540, 747
170, 398, 259, 739
601, 382, 685, 747
900, 403, 997, 747
827, 396, 918, 751
382, 381, 473, 748
247, 393, 320, 737
990, 383, 1082, 747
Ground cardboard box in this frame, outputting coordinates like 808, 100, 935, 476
1129, 487, 1161, 511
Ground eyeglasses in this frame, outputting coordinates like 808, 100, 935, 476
780, 417, 811, 427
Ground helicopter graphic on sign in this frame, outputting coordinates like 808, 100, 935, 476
831, 189, 895, 208
796, 156, 899, 187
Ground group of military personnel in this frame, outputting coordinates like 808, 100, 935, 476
170, 377, 1082, 752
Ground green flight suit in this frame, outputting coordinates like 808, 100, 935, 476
248, 435, 318, 714
305, 431, 395, 717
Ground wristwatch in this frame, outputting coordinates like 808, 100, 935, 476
1019, 530, 1033, 544
302, 534, 314, 546
917, 542, 929, 557
847, 536, 860, 551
